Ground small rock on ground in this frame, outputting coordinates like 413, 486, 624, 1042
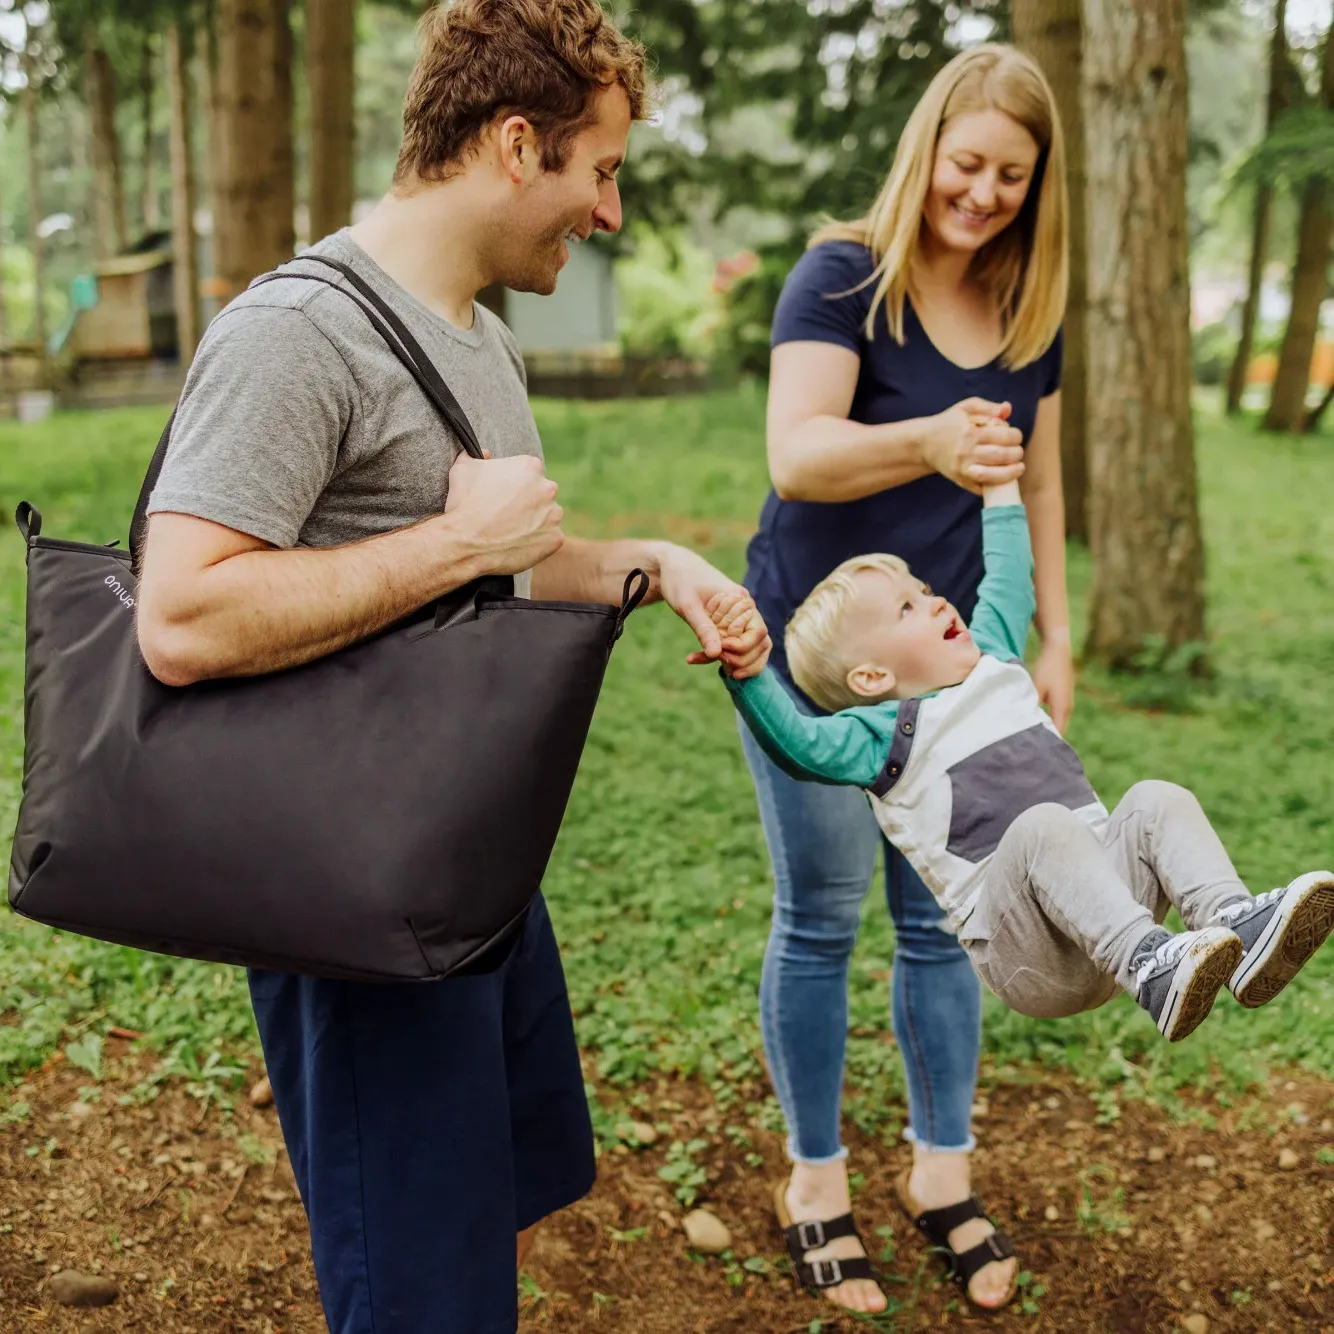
1181, 1314, 1209, 1334
682, 1209, 731, 1255
629, 1121, 659, 1146
1277, 1147, 1300, 1170
249, 1076, 274, 1108
48, 1271, 119, 1308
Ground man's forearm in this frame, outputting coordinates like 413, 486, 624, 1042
138, 515, 486, 685
529, 535, 672, 605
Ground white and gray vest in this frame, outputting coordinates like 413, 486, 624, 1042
866, 655, 1108, 932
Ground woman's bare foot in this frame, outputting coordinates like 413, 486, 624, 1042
907, 1148, 1017, 1309
785, 1160, 887, 1314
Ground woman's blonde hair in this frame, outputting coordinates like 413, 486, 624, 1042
810, 43, 1067, 369
787, 553, 911, 713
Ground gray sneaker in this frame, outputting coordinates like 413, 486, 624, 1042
1133, 926, 1243, 1042
1214, 872, 1334, 1009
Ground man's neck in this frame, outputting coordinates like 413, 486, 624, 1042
348, 185, 494, 330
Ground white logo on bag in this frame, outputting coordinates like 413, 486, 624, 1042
104, 574, 136, 611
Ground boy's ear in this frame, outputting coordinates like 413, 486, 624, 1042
846, 662, 896, 700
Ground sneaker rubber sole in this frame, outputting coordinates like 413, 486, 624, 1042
1157, 928, 1243, 1043
1230, 871, 1334, 1009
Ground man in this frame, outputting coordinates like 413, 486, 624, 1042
135, 3, 769, 1329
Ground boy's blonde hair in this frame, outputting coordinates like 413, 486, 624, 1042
787, 553, 911, 713
808, 43, 1067, 370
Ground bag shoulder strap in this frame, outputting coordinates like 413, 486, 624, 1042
129, 256, 489, 567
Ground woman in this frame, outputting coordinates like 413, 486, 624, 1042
741, 45, 1071, 1314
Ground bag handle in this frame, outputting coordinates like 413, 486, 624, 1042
123, 259, 651, 642
613, 569, 651, 642
284, 255, 486, 461
128, 256, 488, 569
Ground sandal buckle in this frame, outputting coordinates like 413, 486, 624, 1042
796, 1219, 826, 1250
984, 1233, 1011, 1263
811, 1258, 842, 1287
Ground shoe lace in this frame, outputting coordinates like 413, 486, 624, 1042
1216, 888, 1279, 923
1135, 932, 1195, 990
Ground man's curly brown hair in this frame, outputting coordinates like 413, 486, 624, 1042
395, 0, 651, 187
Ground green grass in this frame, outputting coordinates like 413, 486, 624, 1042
0, 387, 1331, 1132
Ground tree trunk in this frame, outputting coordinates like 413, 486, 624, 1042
167, 22, 201, 362
1226, 0, 1288, 414
307, 0, 357, 244
201, 2, 230, 303
271, 0, 296, 262
1305, 377, 1334, 434
1263, 185, 1333, 430
1226, 187, 1273, 413
213, 0, 296, 300
1083, 0, 1205, 669
1011, 0, 1088, 542
141, 32, 161, 233
23, 49, 47, 352
0, 119, 7, 347
86, 38, 127, 259
1262, 22, 1334, 433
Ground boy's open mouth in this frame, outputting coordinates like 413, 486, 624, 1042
944, 621, 962, 641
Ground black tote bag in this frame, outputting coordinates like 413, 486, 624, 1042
8, 256, 648, 981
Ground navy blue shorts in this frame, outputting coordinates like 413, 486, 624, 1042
248, 894, 595, 1334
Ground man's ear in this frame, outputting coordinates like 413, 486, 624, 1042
497, 114, 537, 184
846, 662, 896, 700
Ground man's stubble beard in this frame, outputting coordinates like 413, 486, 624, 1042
483, 214, 569, 297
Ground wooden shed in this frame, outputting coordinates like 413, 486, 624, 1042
71, 247, 177, 361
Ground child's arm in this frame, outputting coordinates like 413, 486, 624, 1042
724, 669, 899, 787
967, 481, 1037, 661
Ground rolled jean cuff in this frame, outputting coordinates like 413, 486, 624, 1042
903, 1125, 976, 1155
786, 1139, 850, 1167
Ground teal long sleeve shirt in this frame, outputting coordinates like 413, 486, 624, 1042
726, 504, 1035, 787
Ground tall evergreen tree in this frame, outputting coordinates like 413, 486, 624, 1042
1263, 17, 1334, 433
1226, 0, 1289, 415
1083, 0, 1206, 668
307, 0, 357, 244
1012, 0, 1087, 542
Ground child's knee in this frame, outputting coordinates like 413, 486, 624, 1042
1007, 801, 1088, 851
1123, 778, 1199, 820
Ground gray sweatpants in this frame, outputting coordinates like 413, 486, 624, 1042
957, 780, 1248, 1019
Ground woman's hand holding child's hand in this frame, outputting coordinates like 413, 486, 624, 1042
698, 589, 772, 679
925, 398, 1025, 494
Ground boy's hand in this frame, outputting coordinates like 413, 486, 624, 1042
697, 588, 772, 679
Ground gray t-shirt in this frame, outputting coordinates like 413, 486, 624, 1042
148, 229, 542, 591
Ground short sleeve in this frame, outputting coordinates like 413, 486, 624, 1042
147, 304, 357, 548
1039, 326, 1063, 398
770, 241, 876, 354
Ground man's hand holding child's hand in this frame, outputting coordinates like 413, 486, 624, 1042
697, 588, 771, 680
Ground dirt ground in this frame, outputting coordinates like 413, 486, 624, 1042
0, 1036, 1331, 1333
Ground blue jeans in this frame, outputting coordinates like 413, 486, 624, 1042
740, 722, 981, 1163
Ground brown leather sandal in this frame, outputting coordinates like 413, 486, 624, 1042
894, 1169, 1019, 1309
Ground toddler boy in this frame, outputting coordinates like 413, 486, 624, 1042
718, 482, 1334, 1041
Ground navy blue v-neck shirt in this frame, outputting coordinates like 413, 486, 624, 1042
744, 240, 1062, 692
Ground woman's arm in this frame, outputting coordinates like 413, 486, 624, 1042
1019, 391, 1076, 730
767, 342, 1027, 503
